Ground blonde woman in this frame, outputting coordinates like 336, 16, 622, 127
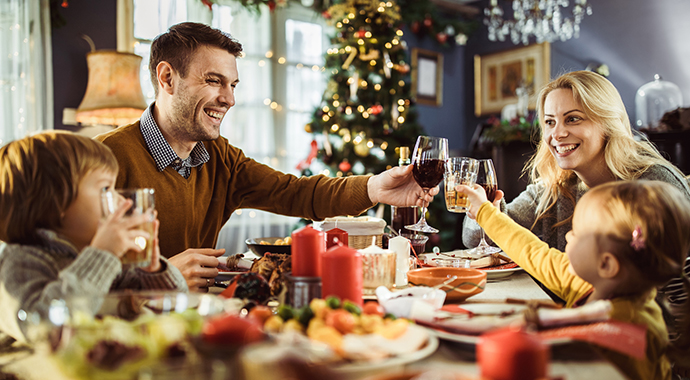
462, 71, 690, 349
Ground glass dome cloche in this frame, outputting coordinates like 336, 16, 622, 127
635, 74, 683, 130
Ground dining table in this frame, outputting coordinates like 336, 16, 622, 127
0, 270, 627, 380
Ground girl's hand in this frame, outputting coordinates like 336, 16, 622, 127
91, 199, 152, 259
455, 185, 505, 220
141, 218, 161, 273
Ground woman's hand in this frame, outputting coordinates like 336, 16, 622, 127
91, 199, 152, 259
456, 184, 504, 220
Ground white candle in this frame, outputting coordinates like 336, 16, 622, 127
389, 236, 410, 287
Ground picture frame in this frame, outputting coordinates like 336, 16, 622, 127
474, 42, 551, 116
412, 48, 443, 107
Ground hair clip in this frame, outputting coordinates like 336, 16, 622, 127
630, 226, 646, 251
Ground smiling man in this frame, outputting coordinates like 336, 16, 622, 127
96, 22, 436, 292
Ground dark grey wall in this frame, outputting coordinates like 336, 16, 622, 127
52, 0, 117, 130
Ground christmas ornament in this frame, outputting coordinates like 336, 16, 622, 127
295, 140, 318, 171
61, 0, 69, 7
359, 49, 380, 61
371, 105, 383, 115
355, 29, 367, 38
305, 123, 312, 133
354, 142, 370, 157
436, 32, 448, 44
342, 49, 357, 69
410, 21, 421, 34
423, 16, 433, 29
455, 33, 468, 45
339, 159, 352, 172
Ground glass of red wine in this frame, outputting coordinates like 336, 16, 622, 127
472, 159, 502, 255
405, 136, 449, 234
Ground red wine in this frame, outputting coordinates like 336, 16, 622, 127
481, 183, 498, 202
412, 159, 445, 188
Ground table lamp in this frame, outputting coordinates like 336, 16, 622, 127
75, 50, 147, 126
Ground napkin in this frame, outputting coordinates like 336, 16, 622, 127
313, 216, 386, 236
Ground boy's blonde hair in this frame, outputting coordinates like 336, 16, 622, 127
527, 70, 680, 222
0, 131, 118, 244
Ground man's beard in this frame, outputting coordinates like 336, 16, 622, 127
168, 85, 219, 142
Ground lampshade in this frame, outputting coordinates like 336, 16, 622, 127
76, 50, 147, 126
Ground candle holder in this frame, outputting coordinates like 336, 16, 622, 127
360, 247, 396, 295
284, 272, 321, 309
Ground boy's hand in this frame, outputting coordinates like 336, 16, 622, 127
456, 184, 504, 220
91, 199, 152, 259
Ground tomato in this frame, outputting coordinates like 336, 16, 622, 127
362, 301, 385, 316
247, 305, 273, 324
201, 314, 266, 346
325, 309, 355, 335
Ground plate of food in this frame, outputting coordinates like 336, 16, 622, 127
480, 263, 523, 280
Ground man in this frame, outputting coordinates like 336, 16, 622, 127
96, 22, 437, 292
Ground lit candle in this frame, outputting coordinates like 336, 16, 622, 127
321, 245, 362, 306
389, 236, 410, 287
291, 225, 326, 277
326, 227, 349, 248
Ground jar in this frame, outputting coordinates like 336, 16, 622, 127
635, 74, 683, 130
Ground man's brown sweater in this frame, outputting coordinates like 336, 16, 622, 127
96, 122, 374, 257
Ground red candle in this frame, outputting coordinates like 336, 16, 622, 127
291, 225, 326, 277
321, 244, 363, 306
326, 227, 349, 248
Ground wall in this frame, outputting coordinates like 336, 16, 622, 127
462, 0, 690, 146
51, 0, 117, 130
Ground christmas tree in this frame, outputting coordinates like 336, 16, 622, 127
300, 0, 424, 178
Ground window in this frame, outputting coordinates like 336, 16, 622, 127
121, 0, 327, 253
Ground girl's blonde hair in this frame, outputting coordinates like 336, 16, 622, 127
0, 131, 118, 244
526, 70, 680, 222
587, 180, 690, 358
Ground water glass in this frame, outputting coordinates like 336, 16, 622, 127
444, 157, 479, 213
101, 188, 155, 267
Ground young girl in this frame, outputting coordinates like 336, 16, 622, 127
459, 180, 690, 380
0, 131, 187, 344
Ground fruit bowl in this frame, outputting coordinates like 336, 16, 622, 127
406, 267, 487, 302
245, 237, 292, 256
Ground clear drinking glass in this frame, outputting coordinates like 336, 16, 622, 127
472, 159, 502, 256
405, 136, 449, 234
101, 188, 155, 267
444, 157, 479, 213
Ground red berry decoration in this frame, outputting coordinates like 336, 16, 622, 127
436, 32, 448, 44
371, 105, 383, 115
355, 29, 367, 38
423, 16, 433, 29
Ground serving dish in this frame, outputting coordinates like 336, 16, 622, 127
407, 268, 487, 302
245, 237, 291, 255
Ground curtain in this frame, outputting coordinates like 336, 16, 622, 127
0, 0, 53, 145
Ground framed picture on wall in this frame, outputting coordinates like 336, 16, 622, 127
474, 42, 550, 116
412, 48, 443, 107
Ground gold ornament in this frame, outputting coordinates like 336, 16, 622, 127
354, 142, 370, 157
305, 123, 312, 133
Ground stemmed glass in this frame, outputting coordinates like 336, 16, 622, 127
405, 136, 449, 234
472, 159, 502, 255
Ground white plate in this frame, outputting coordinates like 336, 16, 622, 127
333, 329, 439, 375
425, 304, 569, 345
482, 266, 524, 279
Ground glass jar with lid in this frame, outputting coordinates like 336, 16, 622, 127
635, 74, 683, 130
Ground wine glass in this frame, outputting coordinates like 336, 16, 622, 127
472, 159, 502, 255
405, 136, 449, 234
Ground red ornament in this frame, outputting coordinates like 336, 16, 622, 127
436, 32, 448, 44
339, 159, 352, 172
61, 0, 68, 7
322, 10, 331, 19
355, 29, 367, 38
371, 105, 383, 115
268, 0, 276, 11
410, 21, 421, 34
423, 16, 433, 29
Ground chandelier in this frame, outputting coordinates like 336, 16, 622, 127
484, 0, 592, 45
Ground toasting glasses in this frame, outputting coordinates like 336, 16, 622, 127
405, 136, 449, 234
471, 159, 502, 255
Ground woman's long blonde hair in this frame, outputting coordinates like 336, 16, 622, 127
526, 70, 680, 221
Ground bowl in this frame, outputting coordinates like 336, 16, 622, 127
245, 237, 291, 256
376, 286, 446, 319
406, 267, 487, 302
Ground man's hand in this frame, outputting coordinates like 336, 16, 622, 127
456, 184, 504, 220
168, 248, 226, 292
367, 165, 439, 207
